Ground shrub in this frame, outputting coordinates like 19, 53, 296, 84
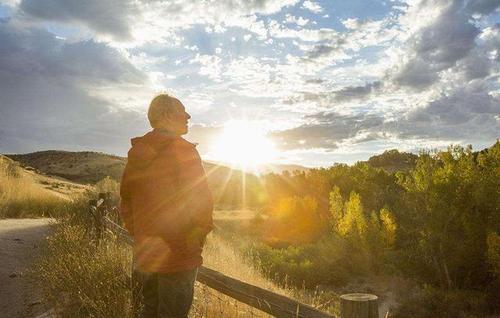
394, 285, 497, 318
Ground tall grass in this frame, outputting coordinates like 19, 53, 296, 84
34, 207, 339, 317
34, 222, 133, 317
0, 156, 68, 218
193, 231, 340, 317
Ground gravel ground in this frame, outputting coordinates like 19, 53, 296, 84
0, 218, 53, 318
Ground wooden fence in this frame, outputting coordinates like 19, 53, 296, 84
90, 194, 380, 318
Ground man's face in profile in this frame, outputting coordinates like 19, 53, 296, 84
165, 99, 191, 135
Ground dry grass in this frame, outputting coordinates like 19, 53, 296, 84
33, 209, 339, 318
193, 230, 340, 317
191, 232, 290, 317
0, 157, 69, 218
34, 222, 133, 317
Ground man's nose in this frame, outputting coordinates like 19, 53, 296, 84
186, 112, 191, 120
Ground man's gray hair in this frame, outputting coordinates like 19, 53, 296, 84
147, 94, 179, 128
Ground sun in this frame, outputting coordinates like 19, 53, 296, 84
209, 120, 277, 170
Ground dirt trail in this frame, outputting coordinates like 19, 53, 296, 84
0, 218, 53, 318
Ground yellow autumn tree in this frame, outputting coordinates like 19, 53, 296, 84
380, 207, 397, 248
329, 186, 344, 232
337, 191, 367, 239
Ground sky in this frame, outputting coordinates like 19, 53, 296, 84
0, 0, 498, 167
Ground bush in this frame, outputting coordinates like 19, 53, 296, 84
394, 285, 498, 318
248, 236, 369, 288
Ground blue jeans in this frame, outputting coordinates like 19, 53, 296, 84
137, 268, 198, 318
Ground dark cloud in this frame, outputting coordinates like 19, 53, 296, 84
0, 19, 149, 155
282, 81, 382, 107
394, 2, 481, 89
333, 81, 382, 102
457, 50, 492, 80
465, 0, 500, 14
271, 80, 499, 151
401, 81, 500, 138
270, 112, 384, 149
19, 0, 138, 40
305, 38, 346, 59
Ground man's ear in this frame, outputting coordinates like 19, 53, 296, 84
162, 110, 173, 121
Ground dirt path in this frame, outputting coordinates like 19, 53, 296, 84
0, 218, 53, 318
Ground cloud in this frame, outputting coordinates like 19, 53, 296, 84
0, 19, 151, 154
19, 0, 138, 41
285, 14, 309, 26
399, 81, 500, 140
333, 82, 383, 102
273, 78, 500, 152
16, 0, 301, 43
270, 111, 384, 150
392, 0, 491, 89
465, 0, 500, 15
302, 0, 323, 14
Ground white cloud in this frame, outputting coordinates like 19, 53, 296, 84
17, 0, 300, 45
285, 14, 310, 26
190, 54, 223, 82
302, 0, 323, 14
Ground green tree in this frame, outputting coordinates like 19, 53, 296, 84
329, 186, 344, 231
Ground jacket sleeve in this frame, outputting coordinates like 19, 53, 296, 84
174, 144, 214, 244
119, 163, 134, 235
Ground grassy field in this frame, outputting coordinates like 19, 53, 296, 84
32, 205, 339, 318
0, 155, 87, 218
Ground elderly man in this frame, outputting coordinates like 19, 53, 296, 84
120, 94, 214, 318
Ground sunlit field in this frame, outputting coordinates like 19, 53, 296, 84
0, 156, 69, 218
34, 205, 338, 318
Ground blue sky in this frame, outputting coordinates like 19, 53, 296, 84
0, 0, 498, 167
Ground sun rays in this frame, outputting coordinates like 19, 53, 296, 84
207, 120, 277, 172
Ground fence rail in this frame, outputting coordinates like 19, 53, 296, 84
91, 195, 380, 318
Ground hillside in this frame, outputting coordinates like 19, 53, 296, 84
366, 149, 418, 173
4, 151, 265, 208
7, 151, 126, 184
0, 154, 88, 199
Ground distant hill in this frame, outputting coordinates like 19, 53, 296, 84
204, 161, 309, 175
0, 153, 89, 200
7, 151, 126, 184
5, 150, 309, 183
253, 163, 309, 175
4, 150, 266, 208
366, 149, 418, 173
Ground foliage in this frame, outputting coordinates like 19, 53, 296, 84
251, 142, 499, 317
264, 195, 321, 245
395, 143, 499, 290
394, 284, 498, 318
367, 149, 417, 172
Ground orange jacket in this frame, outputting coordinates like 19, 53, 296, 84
120, 129, 214, 273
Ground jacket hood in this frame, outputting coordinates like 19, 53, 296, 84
127, 130, 179, 168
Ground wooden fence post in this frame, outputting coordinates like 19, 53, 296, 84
340, 293, 379, 318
